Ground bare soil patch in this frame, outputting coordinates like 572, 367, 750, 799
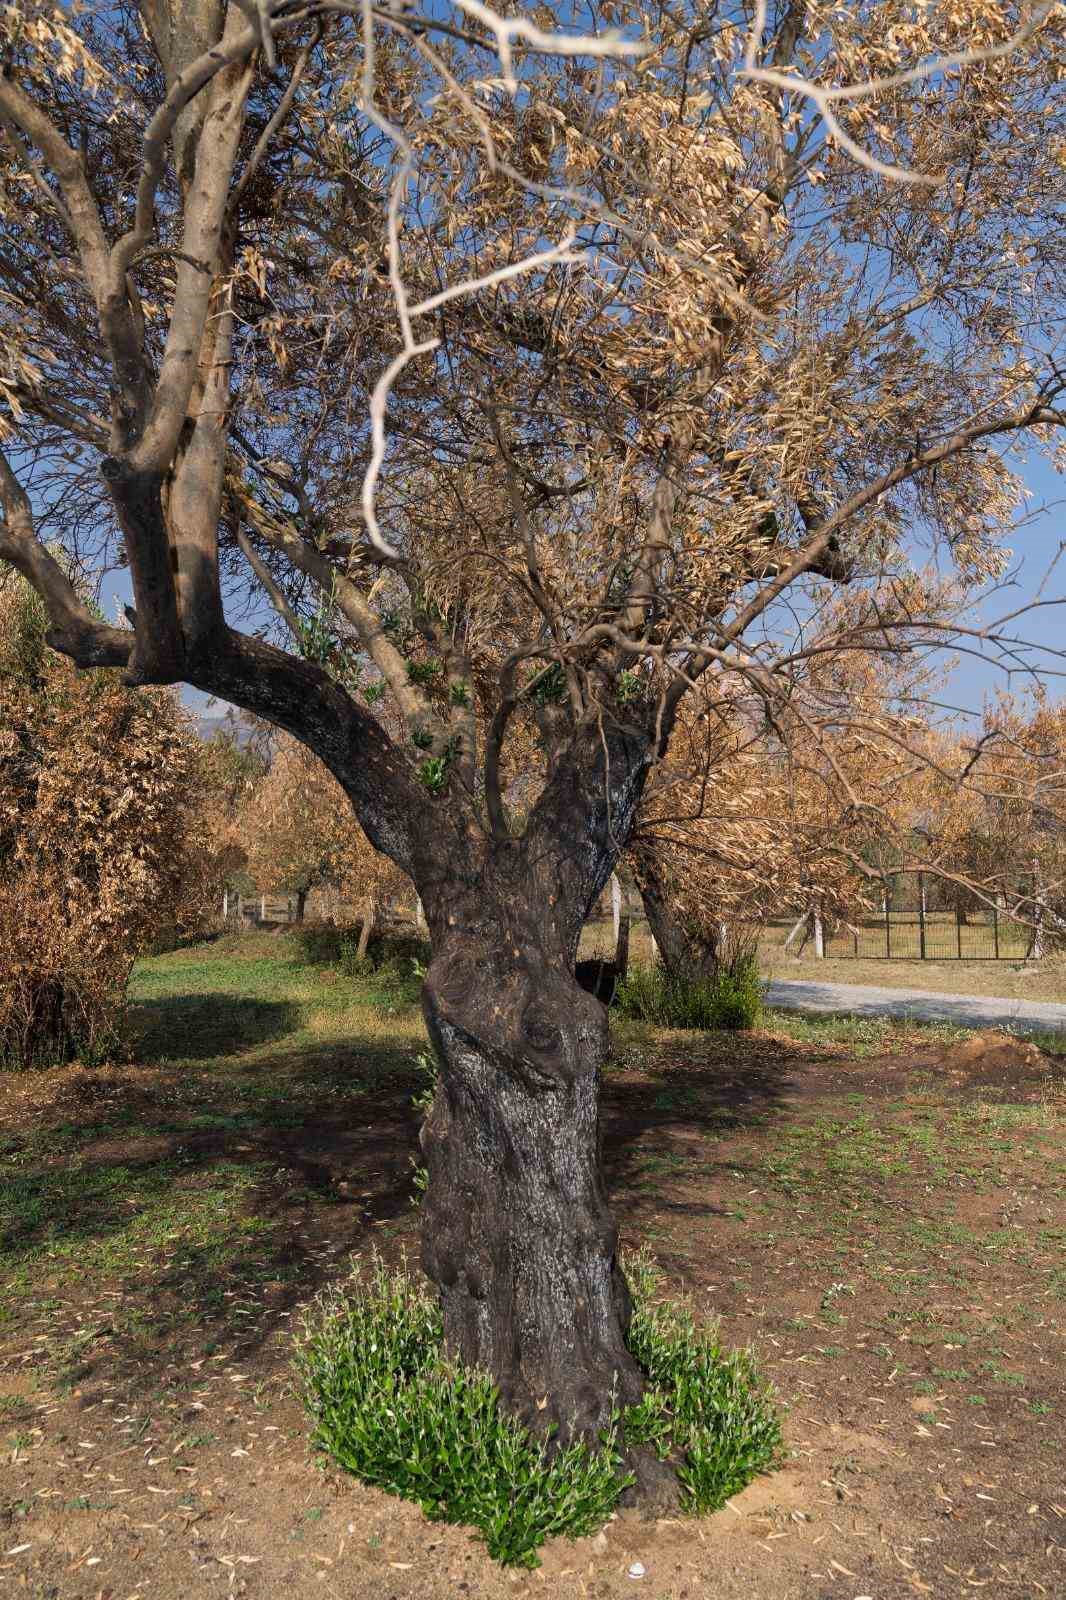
1, 947, 1063, 1600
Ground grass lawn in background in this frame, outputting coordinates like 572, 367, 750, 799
580, 917, 1066, 1004
0, 931, 1063, 1599
761, 948, 1066, 1004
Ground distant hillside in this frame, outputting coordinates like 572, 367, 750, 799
192, 713, 261, 750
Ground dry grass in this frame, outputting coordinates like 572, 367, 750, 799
763, 951, 1066, 1002
580, 917, 1066, 1003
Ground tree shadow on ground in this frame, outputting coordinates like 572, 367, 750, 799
602, 1028, 805, 1223
3, 1023, 809, 1400
1, 1037, 425, 1397
129, 994, 304, 1062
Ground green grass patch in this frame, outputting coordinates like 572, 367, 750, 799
127, 933, 426, 1091
762, 1010, 969, 1056
0, 1156, 269, 1278
616, 962, 762, 1032
1015, 1028, 1066, 1056
296, 1252, 781, 1568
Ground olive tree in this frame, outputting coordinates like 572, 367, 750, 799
0, 0, 1062, 1489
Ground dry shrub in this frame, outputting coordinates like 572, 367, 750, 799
0, 873, 127, 1066
0, 574, 198, 1067
239, 732, 409, 917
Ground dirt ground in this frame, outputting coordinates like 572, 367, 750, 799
1, 1000, 1063, 1599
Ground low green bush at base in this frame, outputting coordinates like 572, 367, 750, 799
623, 1255, 784, 1512
614, 958, 763, 1031
295, 1252, 782, 1567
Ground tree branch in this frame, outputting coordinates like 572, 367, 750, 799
0, 449, 132, 668
232, 481, 441, 735
235, 524, 302, 638
720, 394, 1066, 653
0, 78, 150, 434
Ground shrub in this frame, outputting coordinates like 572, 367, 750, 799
296, 1256, 626, 1567
622, 1253, 783, 1512
614, 962, 762, 1030
708, 926, 764, 1030
291, 919, 350, 965
296, 1252, 782, 1567
615, 962, 713, 1028
0, 573, 201, 1068
614, 929, 763, 1031
338, 929, 429, 982
0, 880, 125, 1068
293, 922, 429, 990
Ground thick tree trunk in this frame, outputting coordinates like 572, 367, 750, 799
630, 843, 719, 978
405, 719, 672, 1495
418, 893, 644, 1449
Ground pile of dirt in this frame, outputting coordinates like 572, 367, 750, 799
932, 1030, 1053, 1085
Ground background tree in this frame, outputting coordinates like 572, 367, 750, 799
914, 696, 1066, 947
0, 0, 1063, 1483
239, 730, 408, 929
154, 718, 269, 939
628, 643, 941, 970
0, 571, 197, 1064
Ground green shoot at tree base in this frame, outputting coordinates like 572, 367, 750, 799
296, 1252, 782, 1568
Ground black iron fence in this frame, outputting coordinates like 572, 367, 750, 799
820, 904, 1031, 961
764, 870, 1058, 962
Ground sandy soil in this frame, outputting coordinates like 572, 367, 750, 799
1, 1029, 1063, 1600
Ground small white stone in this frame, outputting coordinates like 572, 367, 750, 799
628, 1562, 645, 1579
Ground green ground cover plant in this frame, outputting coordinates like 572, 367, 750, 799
296, 1251, 781, 1567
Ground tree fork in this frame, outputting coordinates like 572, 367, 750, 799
100, 457, 186, 685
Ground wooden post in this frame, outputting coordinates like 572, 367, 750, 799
357, 893, 377, 960
611, 873, 622, 947
884, 886, 892, 959
415, 897, 426, 931
918, 872, 927, 961
222, 887, 229, 920
260, 894, 266, 923
812, 905, 824, 959
956, 897, 963, 960
1030, 864, 1047, 961
993, 896, 1000, 960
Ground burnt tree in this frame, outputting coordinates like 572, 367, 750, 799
0, 0, 1062, 1489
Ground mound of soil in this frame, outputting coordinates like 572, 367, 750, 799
933, 1030, 1053, 1086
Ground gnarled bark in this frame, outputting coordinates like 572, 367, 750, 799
419, 900, 643, 1446
414, 722, 661, 1452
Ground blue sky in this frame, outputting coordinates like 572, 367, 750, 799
938, 455, 1065, 717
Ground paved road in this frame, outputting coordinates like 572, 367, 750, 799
764, 978, 1066, 1035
